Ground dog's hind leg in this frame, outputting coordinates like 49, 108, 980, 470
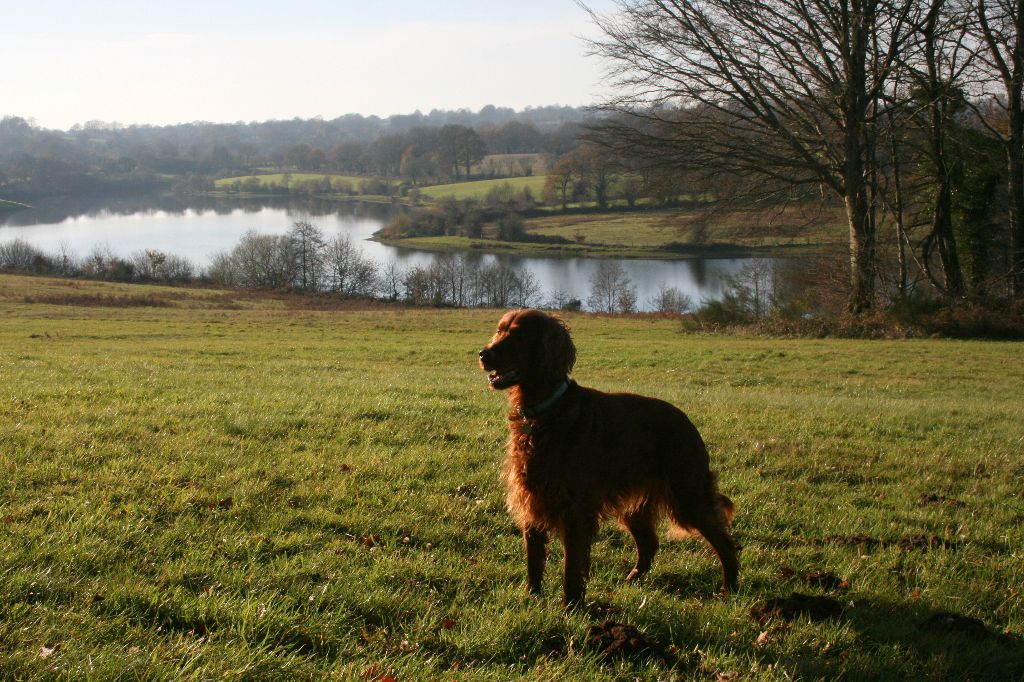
666, 486, 739, 594
690, 510, 739, 595
620, 505, 659, 582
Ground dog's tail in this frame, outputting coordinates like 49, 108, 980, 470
667, 493, 735, 540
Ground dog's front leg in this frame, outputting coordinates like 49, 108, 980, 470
524, 527, 547, 595
561, 520, 595, 608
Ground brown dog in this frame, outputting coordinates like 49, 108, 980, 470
479, 308, 738, 607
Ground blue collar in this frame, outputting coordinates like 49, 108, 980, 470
518, 379, 572, 420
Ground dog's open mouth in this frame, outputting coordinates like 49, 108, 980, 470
487, 369, 521, 389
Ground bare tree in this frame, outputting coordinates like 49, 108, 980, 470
906, 0, 972, 297
206, 250, 238, 287
723, 260, 777, 318
324, 234, 358, 293
431, 254, 478, 307
287, 220, 326, 290
231, 230, 296, 288
584, 0, 921, 312
648, 284, 693, 313
0, 238, 44, 270
512, 268, 543, 308
324, 233, 379, 296
974, 0, 1024, 295
380, 258, 404, 301
129, 249, 195, 283
543, 158, 578, 210
587, 260, 637, 312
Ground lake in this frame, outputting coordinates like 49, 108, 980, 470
0, 194, 773, 310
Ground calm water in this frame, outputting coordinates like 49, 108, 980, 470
0, 194, 770, 310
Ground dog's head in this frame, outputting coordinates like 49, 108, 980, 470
479, 309, 576, 390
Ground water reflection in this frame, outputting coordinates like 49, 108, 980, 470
1, 194, 772, 310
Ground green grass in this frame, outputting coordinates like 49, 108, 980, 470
213, 173, 369, 189
385, 204, 848, 258
1, 274, 1022, 680
417, 176, 547, 201
526, 205, 847, 251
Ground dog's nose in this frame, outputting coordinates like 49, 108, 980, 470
479, 348, 494, 364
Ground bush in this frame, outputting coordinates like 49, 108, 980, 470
496, 213, 525, 241
0, 238, 50, 272
648, 285, 692, 314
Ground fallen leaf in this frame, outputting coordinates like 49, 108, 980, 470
38, 645, 58, 659
441, 618, 456, 630
755, 630, 770, 647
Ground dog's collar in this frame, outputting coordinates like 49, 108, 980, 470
518, 379, 573, 420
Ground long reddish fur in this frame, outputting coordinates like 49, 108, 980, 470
480, 309, 738, 607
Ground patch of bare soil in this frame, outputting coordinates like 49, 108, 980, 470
751, 593, 844, 624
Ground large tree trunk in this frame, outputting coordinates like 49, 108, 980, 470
922, 3, 966, 297
845, 171, 877, 313
1010, 88, 1024, 296
844, 1, 876, 314
978, 0, 1024, 297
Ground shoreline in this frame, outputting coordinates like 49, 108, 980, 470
0, 199, 32, 213
370, 234, 825, 260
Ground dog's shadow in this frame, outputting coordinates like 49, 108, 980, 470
581, 579, 1023, 679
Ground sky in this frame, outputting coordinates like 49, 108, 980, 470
1, 0, 619, 131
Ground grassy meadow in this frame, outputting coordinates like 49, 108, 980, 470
523, 206, 848, 255
213, 174, 368, 190
0, 274, 1021, 680
417, 176, 547, 201
385, 203, 848, 259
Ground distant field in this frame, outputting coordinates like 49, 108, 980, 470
382, 204, 848, 258
526, 205, 848, 251
475, 153, 547, 177
213, 173, 368, 189
1, 274, 1021, 680
417, 175, 547, 200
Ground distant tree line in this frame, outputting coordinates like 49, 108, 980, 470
585, 0, 1024, 309
6, 225, 1023, 334
0, 106, 589, 199
0, 221, 705, 314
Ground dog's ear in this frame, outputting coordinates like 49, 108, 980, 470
542, 314, 576, 380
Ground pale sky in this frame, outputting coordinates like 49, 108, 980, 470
1, 0, 618, 131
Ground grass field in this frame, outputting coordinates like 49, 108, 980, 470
417, 176, 548, 201
385, 204, 848, 258
525, 205, 847, 252
1, 274, 1021, 680
213, 174, 368, 189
